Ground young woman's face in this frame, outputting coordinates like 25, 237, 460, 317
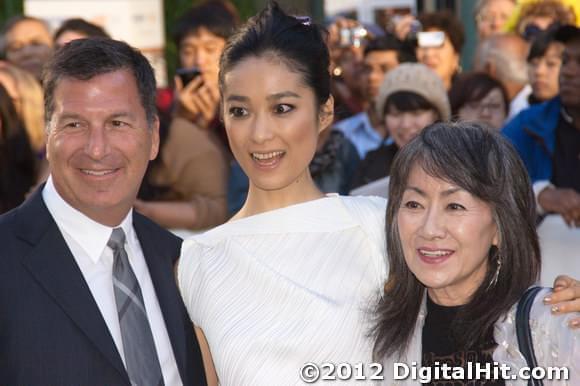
222, 55, 332, 192
528, 42, 564, 102
397, 164, 498, 306
384, 104, 438, 148
458, 87, 507, 130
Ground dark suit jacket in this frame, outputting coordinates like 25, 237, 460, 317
0, 188, 207, 386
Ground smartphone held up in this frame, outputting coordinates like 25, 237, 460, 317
176, 67, 202, 86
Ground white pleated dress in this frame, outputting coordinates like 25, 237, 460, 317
178, 195, 388, 385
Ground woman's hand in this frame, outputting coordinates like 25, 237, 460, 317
543, 275, 580, 328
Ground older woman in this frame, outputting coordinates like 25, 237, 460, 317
416, 11, 464, 90
374, 122, 579, 384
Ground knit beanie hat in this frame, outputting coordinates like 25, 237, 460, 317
375, 63, 451, 121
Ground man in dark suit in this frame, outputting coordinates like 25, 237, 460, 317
0, 38, 206, 385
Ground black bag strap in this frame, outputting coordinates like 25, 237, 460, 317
515, 286, 544, 386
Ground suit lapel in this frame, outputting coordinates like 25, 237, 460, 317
134, 216, 189, 383
16, 190, 129, 383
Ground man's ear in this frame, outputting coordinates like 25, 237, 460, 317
149, 116, 160, 161
318, 95, 334, 133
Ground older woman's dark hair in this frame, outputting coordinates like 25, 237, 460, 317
418, 11, 465, 54
219, 1, 331, 109
373, 122, 540, 359
449, 72, 509, 117
0, 84, 36, 213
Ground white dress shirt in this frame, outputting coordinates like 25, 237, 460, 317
43, 177, 182, 386
507, 84, 532, 122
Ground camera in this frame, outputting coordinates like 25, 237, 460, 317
339, 26, 368, 48
417, 31, 446, 48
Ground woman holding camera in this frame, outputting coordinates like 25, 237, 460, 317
416, 11, 465, 90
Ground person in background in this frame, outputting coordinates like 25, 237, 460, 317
334, 34, 415, 159
308, 126, 360, 195
350, 63, 450, 191
135, 0, 237, 230
53, 18, 110, 48
326, 17, 369, 121
450, 72, 509, 130
172, 0, 239, 127
514, 0, 577, 41
503, 24, 580, 228
0, 61, 45, 155
474, 33, 531, 120
0, 61, 48, 188
0, 83, 36, 214
475, 0, 517, 39
416, 11, 464, 90
0, 16, 53, 81
527, 26, 565, 104
374, 122, 580, 384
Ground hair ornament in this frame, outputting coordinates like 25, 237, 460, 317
295, 16, 311, 26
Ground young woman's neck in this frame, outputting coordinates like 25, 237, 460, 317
235, 172, 324, 219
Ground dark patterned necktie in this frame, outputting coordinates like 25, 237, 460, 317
108, 228, 164, 386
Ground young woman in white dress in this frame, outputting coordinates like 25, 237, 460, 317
177, 3, 580, 385
177, 4, 386, 384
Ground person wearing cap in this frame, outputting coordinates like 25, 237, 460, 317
503, 24, 580, 227
350, 63, 450, 191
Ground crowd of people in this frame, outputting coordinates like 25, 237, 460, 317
0, 0, 579, 385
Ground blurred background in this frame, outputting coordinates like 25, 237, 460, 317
0, 0, 478, 83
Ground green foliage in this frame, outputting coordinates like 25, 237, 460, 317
0, 0, 24, 26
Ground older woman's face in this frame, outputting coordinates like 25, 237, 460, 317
416, 30, 459, 89
397, 164, 498, 306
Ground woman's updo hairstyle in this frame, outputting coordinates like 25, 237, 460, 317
219, 1, 331, 108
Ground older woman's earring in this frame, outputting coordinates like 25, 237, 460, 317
487, 256, 502, 289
